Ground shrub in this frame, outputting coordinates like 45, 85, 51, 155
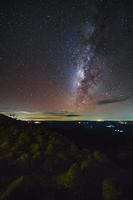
102, 178, 118, 200
93, 151, 102, 161
56, 163, 79, 188
0, 176, 23, 200
45, 143, 54, 156
17, 153, 28, 162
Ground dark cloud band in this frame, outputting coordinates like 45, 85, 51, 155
97, 97, 129, 105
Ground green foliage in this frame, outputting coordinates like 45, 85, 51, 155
102, 178, 118, 200
18, 133, 25, 145
0, 142, 8, 149
30, 143, 40, 159
56, 163, 78, 188
36, 135, 43, 146
57, 153, 66, 160
93, 151, 102, 161
31, 143, 39, 153
80, 153, 93, 170
50, 137, 61, 146
69, 144, 78, 155
0, 176, 23, 200
4, 152, 13, 161
45, 137, 61, 156
80, 159, 89, 170
45, 143, 54, 156
33, 151, 40, 159
17, 153, 28, 162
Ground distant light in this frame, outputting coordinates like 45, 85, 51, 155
106, 125, 115, 128
97, 119, 103, 122
78, 121, 81, 124
114, 129, 124, 133
34, 121, 41, 124
119, 121, 127, 124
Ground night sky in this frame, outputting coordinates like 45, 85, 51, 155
0, 0, 133, 120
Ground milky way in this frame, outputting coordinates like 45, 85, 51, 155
74, 22, 99, 109
72, 19, 108, 111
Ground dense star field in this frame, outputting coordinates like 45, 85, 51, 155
0, 0, 133, 120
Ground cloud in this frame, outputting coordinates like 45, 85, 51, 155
97, 96, 129, 105
65, 114, 80, 117
46, 112, 80, 117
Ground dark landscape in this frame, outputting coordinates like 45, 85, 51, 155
0, 114, 133, 200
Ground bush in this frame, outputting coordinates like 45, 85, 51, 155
45, 143, 54, 156
93, 151, 102, 161
102, 178, 118, 200
56, 163, 79, 188
0, 176, 23, 200
17, 153, 28, 162
30, 143, 40, 159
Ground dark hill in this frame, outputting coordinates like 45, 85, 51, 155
0, 118, 132, 199
0, 114, 14, 121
